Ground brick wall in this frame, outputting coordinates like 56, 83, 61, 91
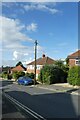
27, 69, 40, 74
69, 59, 75, 68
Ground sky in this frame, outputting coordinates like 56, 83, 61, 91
0, 2, 78, 67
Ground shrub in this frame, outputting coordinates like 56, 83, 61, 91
67, 66, 80, 86
25, 73, 34, 79
12, 71, 25, 80
7, 74, 12, 80
1, 71, 8, 79
38, 65, 67, 84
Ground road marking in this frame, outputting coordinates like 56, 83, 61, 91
3, 92, 46, 120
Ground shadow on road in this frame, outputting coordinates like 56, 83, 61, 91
2, 89, 80, 119
66, 88, 79, 93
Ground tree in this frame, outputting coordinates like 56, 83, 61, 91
65, 57, 69, 66
54, 59, 69, 76
54, 60, 64, 69
16, 61, 23, 67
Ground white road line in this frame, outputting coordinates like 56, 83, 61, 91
3, 92, 46, 120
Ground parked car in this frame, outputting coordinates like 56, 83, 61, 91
17, 76, 34, 85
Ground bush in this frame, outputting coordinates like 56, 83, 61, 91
12, 71, 25, 80
67, 66, 80, 86
25, 73, 34, 79
7, 74, 12, 80
1, 71, 8, 79
38, 65, 67, 84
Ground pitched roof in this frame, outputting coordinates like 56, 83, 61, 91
68, 50, 80, 59
11, 65, 26, 72
27, 56, 55, 65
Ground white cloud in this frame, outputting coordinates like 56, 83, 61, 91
13, 50, 29, 60
24, 3, 60, 14
13, 51, 18, 60
26, 23, 38, 32
0, 16, 33, 50
0, 15, 37, 66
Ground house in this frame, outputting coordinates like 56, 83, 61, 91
11, 65, 26, 73
0, 67, 2, 73
67, 50, 80, 67
27, 54, 55, 78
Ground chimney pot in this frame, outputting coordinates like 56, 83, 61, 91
42, 54, 45, 58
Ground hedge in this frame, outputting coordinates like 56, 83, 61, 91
38, 65, 67, 84
67, 66, 80, 86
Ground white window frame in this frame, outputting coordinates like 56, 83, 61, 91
75, 59, 80, 66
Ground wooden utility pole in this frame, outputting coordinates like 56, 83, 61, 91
34, 40, 38, 85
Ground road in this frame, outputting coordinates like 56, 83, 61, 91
0, 80, 80, 119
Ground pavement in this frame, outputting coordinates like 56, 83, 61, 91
34, 83, 80, 95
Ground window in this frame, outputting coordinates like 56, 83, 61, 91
75, 59, 80, 66
37, 65, 42, 70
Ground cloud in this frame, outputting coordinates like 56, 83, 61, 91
24, 3, 60, 14
26, 23, 38, 32
13, 50, 29, 60
0, 16, 33, 50
12, 45, 44, 64
0, 15, 38, 66
13, 51, 18, 60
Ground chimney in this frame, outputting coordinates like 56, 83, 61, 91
42, 54, 45, 58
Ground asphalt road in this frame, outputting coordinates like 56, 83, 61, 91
1, 80, 80, 119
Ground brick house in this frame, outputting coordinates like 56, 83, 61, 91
0, 67, 2, 73
11, 65, 26, 73
67, 50, 80, 67
27, 54, 55, 78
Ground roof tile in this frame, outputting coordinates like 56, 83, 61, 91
27, 56, 55, 65
68, 50, 80, 59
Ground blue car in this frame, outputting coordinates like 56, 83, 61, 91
17, 76, 33, 85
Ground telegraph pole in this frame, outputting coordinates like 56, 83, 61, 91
34, 40, 38, 85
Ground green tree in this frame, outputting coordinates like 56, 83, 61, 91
54, 60, 64, 69
65, 57, 69, 66
54, 59, 69, 79
16, 61, 23, 67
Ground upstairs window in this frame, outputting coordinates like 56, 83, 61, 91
75, 59, 80, 66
